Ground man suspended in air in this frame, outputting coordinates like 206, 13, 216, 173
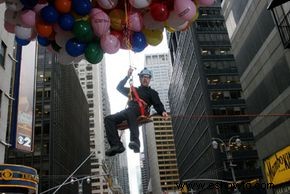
105, 67, 168, 157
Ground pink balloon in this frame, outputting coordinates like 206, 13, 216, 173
4, 21, 15, 33
100, 34, 120, 54
198, 0, 215, 6
4, 9, 21, 25
90, 8, 111, 37
174, 0, 196, 21
97, 0, 118, 9
20, 10, 36, 27
128, 11, 143, 32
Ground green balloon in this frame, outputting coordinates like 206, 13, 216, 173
51, 41, 61, 52
85, 42, 104, 64
73, 20, 93, 43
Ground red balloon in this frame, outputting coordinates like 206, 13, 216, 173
150, 2, 169, 22
36, 20, 53, 37
55, 0, 72, 13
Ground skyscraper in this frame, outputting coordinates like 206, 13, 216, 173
222, 0, 290, 192
6, 47, 91, 194
142, 53, 179, 194
75, 59, 130, 194
0, 4, 17, 162
144, 53, 172, 112
167, 1, 264, 194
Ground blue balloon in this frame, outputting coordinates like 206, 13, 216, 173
20, 0, 38, 9
59, 14, 75, 31
41, 5, 59, 24
37, 36, 50, 47
65, 38, 86, 57
131, 32, 147, 53
72, 0, 92, 16
15, 37, 30, 46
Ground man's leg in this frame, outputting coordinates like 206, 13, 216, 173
104, 110, 128, 156
126, 107, 141, 152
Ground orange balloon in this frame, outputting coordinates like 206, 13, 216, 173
55, 0, 72, 13
36, 21, 53, 37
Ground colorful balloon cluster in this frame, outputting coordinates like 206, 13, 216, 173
1, 0, 215, 64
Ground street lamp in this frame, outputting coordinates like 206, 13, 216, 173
212, 136, 241, 194
70, 176, 91, 194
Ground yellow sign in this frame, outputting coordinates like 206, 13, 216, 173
1, 169, 13, 180
264, 145, 290, 185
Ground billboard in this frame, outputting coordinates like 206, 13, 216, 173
264, 145, 290, 185
11, 42, 37, 152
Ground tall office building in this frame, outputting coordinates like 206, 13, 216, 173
0, 4, 16, 162
6, 47, 91, 194
143, 116, 179, 194
75, 59, 129, 194
75, 60, 109, 194
142, 53, 179, 194
167, 1, 264, 194
222, 0, 290, 193
144, 53, 172, 112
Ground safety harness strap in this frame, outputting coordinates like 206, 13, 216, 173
130, 83, 148, 117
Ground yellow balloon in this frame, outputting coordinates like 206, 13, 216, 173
164, 25, 176, 33
109, 9, 125, 31
71, 11, 89, 21
142, 28, 163, 46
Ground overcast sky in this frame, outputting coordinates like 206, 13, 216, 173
105, 30, 169, 194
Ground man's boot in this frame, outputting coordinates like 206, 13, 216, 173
128, 141, 140, 153
105, 144, 125, 157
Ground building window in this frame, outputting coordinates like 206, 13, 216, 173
268, 2, 290, 48
0, 90, 2, 118
0, 41, 7, 68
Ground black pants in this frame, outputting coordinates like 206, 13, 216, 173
104, 105, 141, 147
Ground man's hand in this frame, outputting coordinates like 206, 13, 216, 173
127, 68, 134, 77
162, 112, 169, 120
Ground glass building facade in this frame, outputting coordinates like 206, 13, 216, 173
167, 2, 265, 194
222, 1, 290, 193
5, 47, 91, 194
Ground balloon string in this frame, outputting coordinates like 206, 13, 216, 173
124, 0, 133, 67
124, 0, 130, 48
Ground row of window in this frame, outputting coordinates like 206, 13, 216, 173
204, 61, 236, 70
207, 75, 240, 84
210, 90, 242, 100
0, 41, 7, 68
212, 107, 245, 115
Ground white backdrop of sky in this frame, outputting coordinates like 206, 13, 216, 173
105, 31, 169, 194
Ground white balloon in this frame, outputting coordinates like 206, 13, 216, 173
15, 25, 33, 39
129, 0, 152, 9
143, 11, 164, 30
55, 31, 74, 47
5, 0, 24, 11
166, 11, 187, 29
97, 0, 118, 9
